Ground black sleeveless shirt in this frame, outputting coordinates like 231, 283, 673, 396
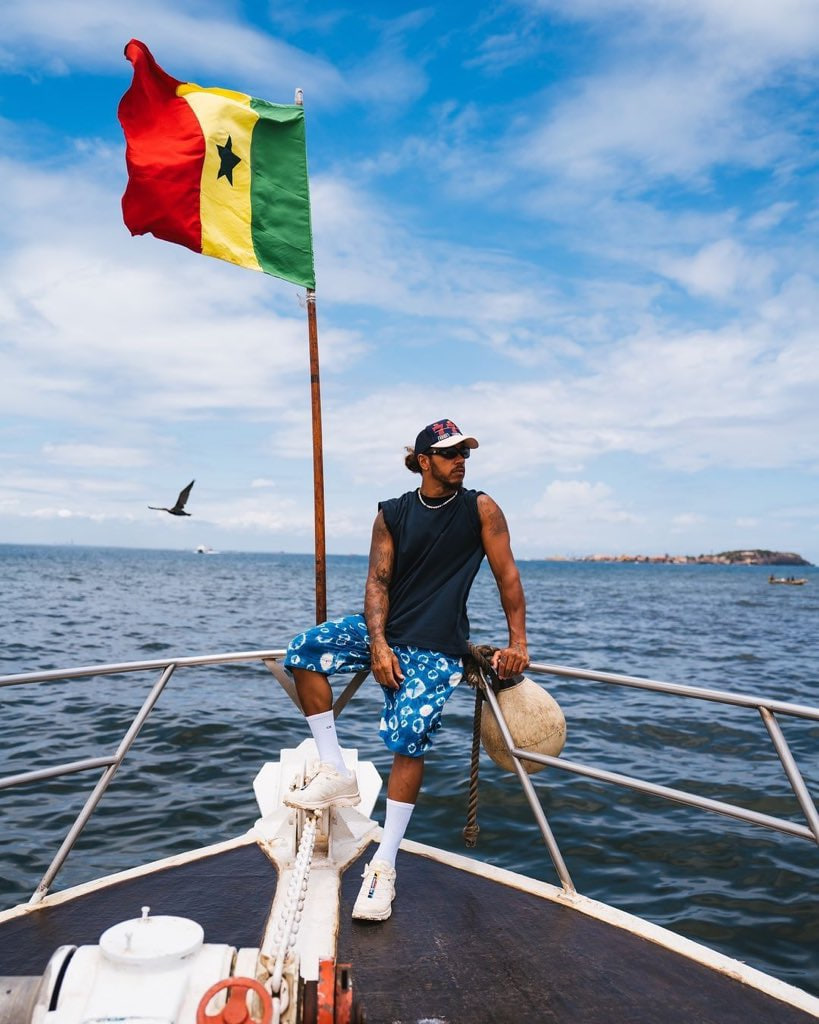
378, 488, 485, 656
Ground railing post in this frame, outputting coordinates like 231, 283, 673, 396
759, 706, 819, 845
481, 684, 575, 893
29, 663, 178, 904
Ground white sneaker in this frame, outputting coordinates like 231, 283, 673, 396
352, 859, 396, 921
284, 762, 360, 810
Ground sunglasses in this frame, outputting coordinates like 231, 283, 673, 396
427, 445, 471, 460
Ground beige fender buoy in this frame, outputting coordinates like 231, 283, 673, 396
481, 675, 566, 774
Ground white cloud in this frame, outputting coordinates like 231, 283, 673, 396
172, 492, 315, 536
0, 0, 345, 103
318, 274, 819, 483
512, 0, 819, 193
525, 0, 819, 56
30, 505, 126, 521
389, 0, 814, 279
3, 141, 818, 515
43, 443, 149, 468
672, 513, 706, 530
747, 203, 796, 233
0, 156, 369, 427
771, 503, 819, 521
659, 239, 774, 301
312, 176, 555, 341
522, 66, 751, 187
533, 479, 640, 523
0, 0, 434, 111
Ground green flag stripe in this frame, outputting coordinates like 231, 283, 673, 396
249, 98, 315, 289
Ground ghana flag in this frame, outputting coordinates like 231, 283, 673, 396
118, 39, 315, 289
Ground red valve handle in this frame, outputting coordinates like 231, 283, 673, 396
196, 977, 273, 1024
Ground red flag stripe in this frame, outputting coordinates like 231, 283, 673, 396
118, 39, 204, 253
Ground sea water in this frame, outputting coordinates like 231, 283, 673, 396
1, 544, 817, 994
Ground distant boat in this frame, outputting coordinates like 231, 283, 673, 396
768, 575, 807, 585
194, 544, 218, 555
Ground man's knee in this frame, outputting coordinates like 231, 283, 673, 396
292, 667, 333, 716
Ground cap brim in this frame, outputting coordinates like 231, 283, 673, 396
432, 434, 479, 449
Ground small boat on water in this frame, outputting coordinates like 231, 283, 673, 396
0, 650, 817, 1023
768, 575, 808, 585
195, 545, 219, 555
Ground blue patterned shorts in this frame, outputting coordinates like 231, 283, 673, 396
284, 614, 463, 757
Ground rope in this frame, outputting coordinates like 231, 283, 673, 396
260, 811, 319, 1011
461, 643, 501, 848
462, 684, 482, 847
463, 643, 502, 692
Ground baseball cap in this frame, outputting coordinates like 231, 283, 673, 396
414, 418, 479, 454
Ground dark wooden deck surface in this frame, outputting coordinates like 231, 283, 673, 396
1, 842, 815, 1023
338, 846, 817, 1024
0, 843, 277, 975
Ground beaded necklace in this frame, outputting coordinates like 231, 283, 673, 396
417, 488, 459, 510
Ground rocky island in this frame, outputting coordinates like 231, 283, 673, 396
578, 549, 812, 566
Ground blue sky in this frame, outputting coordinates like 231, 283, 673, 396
1, 0, 818, 562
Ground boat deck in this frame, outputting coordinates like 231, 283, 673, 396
0, 844, 275, 975
2, 841, 815, 1023
338, 846, 815, 1024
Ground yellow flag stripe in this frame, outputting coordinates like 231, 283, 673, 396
177, 84, 262, 272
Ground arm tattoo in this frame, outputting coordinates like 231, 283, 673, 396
480, 496, 509, 538
365, 514, 394, 640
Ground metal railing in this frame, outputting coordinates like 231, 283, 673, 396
481, 662, 819, 892
1, 652, 817, 905
0, 650, 290, 904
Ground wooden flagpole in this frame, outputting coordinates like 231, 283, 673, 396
305, 287, 327, 624
296, 88, 327, 624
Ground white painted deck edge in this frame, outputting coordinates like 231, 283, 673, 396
399, 836, 819, 1020
0, 830, 260, 924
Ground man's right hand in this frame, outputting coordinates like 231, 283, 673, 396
370, 639, 404, 690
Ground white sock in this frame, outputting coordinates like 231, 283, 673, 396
373, 799, 415, 867
306, 710, 348, 775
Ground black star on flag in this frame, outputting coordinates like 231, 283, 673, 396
216, 135, 241, 185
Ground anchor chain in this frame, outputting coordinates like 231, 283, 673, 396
260, 811, 319, 1023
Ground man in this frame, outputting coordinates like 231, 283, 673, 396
283, 418, 528, 921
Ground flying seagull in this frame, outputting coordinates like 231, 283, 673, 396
148, 480, 194, 516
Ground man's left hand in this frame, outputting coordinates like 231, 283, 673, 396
491, 641, 529, 679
